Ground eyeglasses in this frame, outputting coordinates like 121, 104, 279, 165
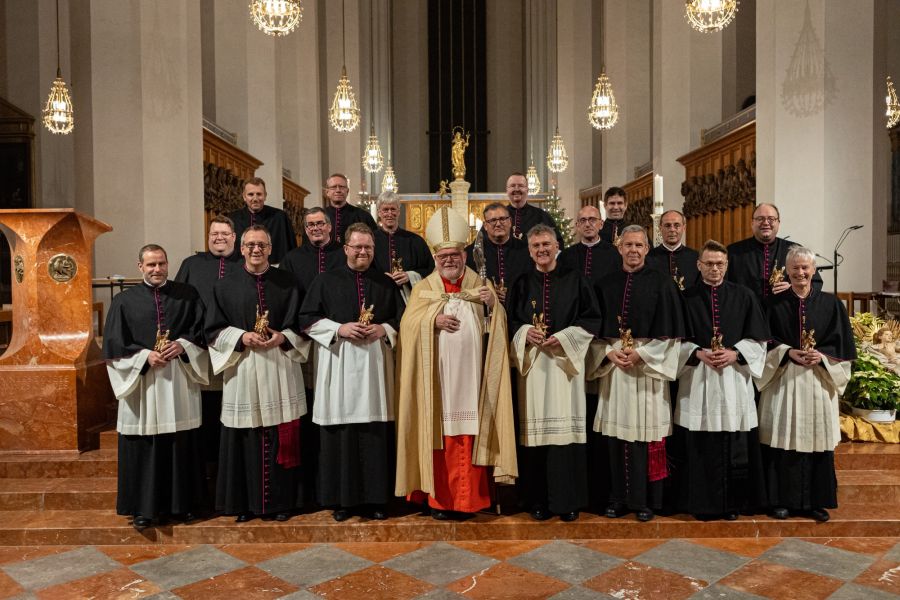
209, 232, 234, 239
305, 221, 328, 230
753, 216, 779, 224
326, 185, 349, 191
346, 244, 374, 253
485, 216, 510, 225
435, 253, 463, 263
242, 242, 271, 250
576, 217, 601, 225
699, 261, 727, 269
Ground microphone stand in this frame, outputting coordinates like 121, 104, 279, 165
832, 225, 864, 294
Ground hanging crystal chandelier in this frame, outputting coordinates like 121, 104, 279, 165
685, 0, 739, 33
362, 125, 384, 173
546, 127, 568, 173
887, 76, 900, 129
588, 71, 619, 130
42, 0, 73, 135
526, 158, 541, 195
249, 0, 303, 36
329, 66, 360, 132
382, 162, 398, 193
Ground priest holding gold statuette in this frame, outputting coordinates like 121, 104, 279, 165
726, 203, 822, 305
104, 244, 208, 530
298, 222, 404, 522
506, 224, 603, 522
465, 202, 532, 305
205, 225, 309, 524
395, 207, 517, 520
755, 246, 856, 523
372, 191, 434, 304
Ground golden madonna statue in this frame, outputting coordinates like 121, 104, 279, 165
451, 128, 470, 180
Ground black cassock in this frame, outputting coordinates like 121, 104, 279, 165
280, 240, 344, 290
229, 205, 298, 264
173, 250, 243, 495
325, 203, 377, 244
298, 265, 404, 508
373, 227, 434, 280
726, 236, 823, 305
595, 267, 686, 512
206, 266, 305, 516
507, 203, 562, 244
671, 280, 770, 516
464, 236, 533, 302
599, 218, 627, 245
646, 244, 700, 292
103, 281, 206, 519
506, 266, 603, 515
762, 288, 856, 511
557, 241, 622, 290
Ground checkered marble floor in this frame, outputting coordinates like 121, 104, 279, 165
1, 538, 898, 599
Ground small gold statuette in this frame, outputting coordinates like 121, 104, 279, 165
618, 315, 634, 350
492, 276, 506, 297
710, 326, 724, 352
358, 301, 375, 326
801, 315, 817, 352
672, 267, 685, 291
531, 300, 548, 337
450, 128, 470, 180
254, 303, 270, 340
153, 327, 171, 353
437, 179, 450, 199
390, 252, 404, 274
769, 259, 785, 290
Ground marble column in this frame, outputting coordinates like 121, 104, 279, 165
756, 0, 882, 291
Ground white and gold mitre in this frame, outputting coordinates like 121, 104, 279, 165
425, 206, 469, 252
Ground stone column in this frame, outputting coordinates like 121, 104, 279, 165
756, 0, 881, 291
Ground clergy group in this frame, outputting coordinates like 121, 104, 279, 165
103, 173, 855, 531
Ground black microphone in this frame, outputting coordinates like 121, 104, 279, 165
849, 225, 864, 230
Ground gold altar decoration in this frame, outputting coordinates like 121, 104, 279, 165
801, 315, 817, 352
451, 128, 470, 180
887, 76, 900, 129
547, 127, 568, 173
249, 0, 303, 37
362, 124, 384, 173
769, 259, 785, 290
437, 180, 450, 199
618, 315, 634, 350
42, 0, 74, 135
531, 300, 548, 337
153, 327, 171, 353
358, 302, 375, 326
254, 304, 270, 340
588, 70, 619, 130
685, 0, 739, 34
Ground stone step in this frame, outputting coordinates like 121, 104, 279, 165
0, 450, 117, 479
0, 478, 118, 511
0, 504, 897, 546
834, 442, 900, 470
98, 428, 117, 450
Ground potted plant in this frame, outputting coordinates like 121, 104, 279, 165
845, 313, 900, 422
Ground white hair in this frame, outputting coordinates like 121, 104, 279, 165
376, 191, 400, 210
785, 245, 816, 266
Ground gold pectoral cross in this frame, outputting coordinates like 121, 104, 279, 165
153, 327, 170, 352
617, 315, 634, 350
254, 304, 270, 340
358, 301, 375, 326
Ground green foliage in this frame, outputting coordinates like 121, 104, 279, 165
544, 189, 574, 248
844, 351, 900, 411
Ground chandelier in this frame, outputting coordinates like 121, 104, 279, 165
42, 0, 73, 135
546, 127, 568, 173
362, 125, 384, 173
685, 0, 739, 33
526, 157, 541, 195
588, 71, 618, 130
249, 0, 303, 37
887, 76, 900, 129
329, 66, 360, 132
382, 162, 398, 193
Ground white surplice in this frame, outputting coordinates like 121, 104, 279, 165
437, 296, 483, 436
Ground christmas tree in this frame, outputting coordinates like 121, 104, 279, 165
544, 184, 574, 247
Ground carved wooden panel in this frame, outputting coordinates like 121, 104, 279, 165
282, 177, 309, 246
580, 184, 603, 208
202, 128, 263, 249
677, 121, 756, 249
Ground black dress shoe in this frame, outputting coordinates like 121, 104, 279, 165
235, 512, 255, 523
723, 511, 739, 521
530, 506, 552, 521
132, 516, 152, 530
371, 505, 388, 520
431, 509, 451, 521
560, 511, 579, 522
605, 503, 627, 519
332, 508, 351, 522
809, 508, 830, 522
770, 507, 789, 520
636, 508, 654, 522
174, 512, 196, 523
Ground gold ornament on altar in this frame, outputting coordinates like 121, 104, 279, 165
531, 300, 548, 337
254, 304, 270, 340
358, 301, 375, 326
437, 180, 449, 199
711, 327, 724, 352
801, 315, 817, 352
618, 315, 634, 350
451, 128, 470, 181
769, 259, 785, 290
153, 327, 171, 353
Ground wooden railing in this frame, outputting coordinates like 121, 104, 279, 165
676, 116, 756, 249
